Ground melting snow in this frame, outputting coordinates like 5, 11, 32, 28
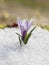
0, 27, 49, 65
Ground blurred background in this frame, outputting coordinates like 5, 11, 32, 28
0, 0, 49, 26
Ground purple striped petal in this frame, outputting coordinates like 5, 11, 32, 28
20, 25, 27, 40
22, 30, 27, 40
28, 19, 33, 30
20, 25, 25, 35
22, 19, 28, 31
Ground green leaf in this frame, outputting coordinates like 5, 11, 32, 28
30, 27, 36, 33
23, 32, 31, 44
16, 33, 21, 37
16, 33, 22, 46
18, 36, 22, 46
23, 27, 36, 44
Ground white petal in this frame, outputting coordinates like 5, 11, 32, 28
28, 18, 33, 30
22, 19, 28, 31
30, 18, 34, 23
20, 25, 25, 35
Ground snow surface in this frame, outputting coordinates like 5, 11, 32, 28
0, 26, 49, 65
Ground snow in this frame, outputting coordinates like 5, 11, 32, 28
0, 26, 49, 65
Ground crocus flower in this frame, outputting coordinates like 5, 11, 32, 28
16, 17, 36, 45
17, 17, 33, 40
